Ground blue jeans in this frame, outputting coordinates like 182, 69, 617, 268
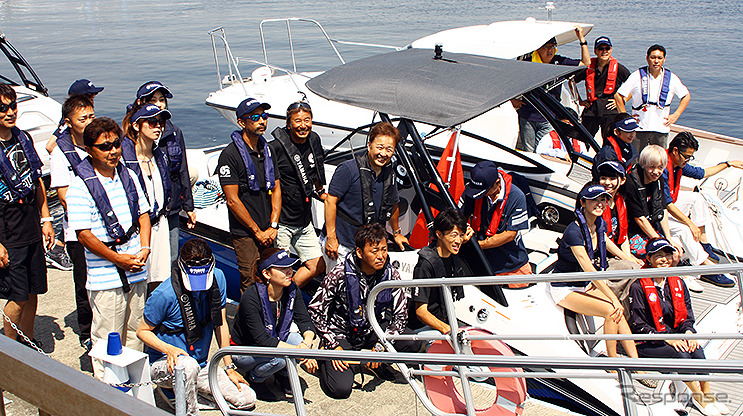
231, 332, 303, 383
518, 117, 553, 153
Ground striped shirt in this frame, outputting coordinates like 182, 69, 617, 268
66, 166, 150, 291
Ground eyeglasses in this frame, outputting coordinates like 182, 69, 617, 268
287, 101, 312, 113
0, 101, 17, 113
181, 255, 215, 268
91, 138, 122, 151
244, 112, 269, 122
679, 152, 695, 161
145, 117, 166, 128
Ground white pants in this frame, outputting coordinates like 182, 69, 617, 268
669, 192, 712, 266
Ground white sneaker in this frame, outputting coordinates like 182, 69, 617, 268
692, 397, 721, 416
708, 397, 730, 415
684, 276, 704, 293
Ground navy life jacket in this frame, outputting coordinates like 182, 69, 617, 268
635, 66, 672, 110
574, 208, 608, 271
355, 151, 396, 226
120, 138, 172, 224
257, 281, 297, 342
271, 127, 326, 202
56, 132, 84, 176
160, 120, 184, 176
0, 127, 43, 202
344, 253, 394, 331
230, 130, 275, 192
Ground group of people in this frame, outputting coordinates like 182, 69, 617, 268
0, 33, 739, 416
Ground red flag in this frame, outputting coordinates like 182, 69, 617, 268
408, 130, 465, 248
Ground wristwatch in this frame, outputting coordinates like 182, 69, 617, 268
225, 363, 237, 371
579, 41, 588, 46
270, 222, 279, 229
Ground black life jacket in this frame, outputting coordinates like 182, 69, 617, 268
256, 281, 297, 342
270, 126, 326, 202
629, 165, 666, 227
417, 245, 465, 300
159, 120, 184, 176
56, 132, 84, 176
355, 151, 396, 226
161, 262, 223, 349
230, 130, 275, 191
0, 127, 43, 202
344, 253, 394, 331
120, 138, 172, 224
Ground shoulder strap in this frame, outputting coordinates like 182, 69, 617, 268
639, 66, 650, 106
603, 58, 619, 95
271, 127, 314, 201
56, 132, 84, 176
354, 151, 395, 225
666, 276, 688, 328
640, 277, 667, 332
231, 131, 275, 192
160, 120, 183, 173
0, 128, 43, 200
257, 282, 296, 342
585, 58, 598, 102
665, 149, 682, 203
308, 131, 326, 186
658, 68, 672, 108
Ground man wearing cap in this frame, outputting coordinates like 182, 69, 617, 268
138, 238, 256, 415
616, 44, 691, 150
592, 114, 640, 178
217, 98, 281, 292
46, 79, 104, 154
268, 102, 326, 288
65, 117, 151, 378
459, 161, 531, 284
575, 37, 631, 140
512, 27, 590, 153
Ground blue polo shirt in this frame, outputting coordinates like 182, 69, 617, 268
143, 268, 227, 367
327, 158, 399, 248
661, 164, 705, 204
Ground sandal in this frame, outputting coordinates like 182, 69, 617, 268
637, 378, 658, 388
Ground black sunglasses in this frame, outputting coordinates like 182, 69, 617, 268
0, 101, 17, 113
91, 138, 122, 151
145, 117, 167, 128
286, 101, 312, 113
244, 112, 269, 122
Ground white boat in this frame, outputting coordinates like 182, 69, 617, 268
0, 29, 62, 172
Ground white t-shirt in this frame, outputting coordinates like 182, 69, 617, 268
49, 145, 89, 242
617, 68, 689, 133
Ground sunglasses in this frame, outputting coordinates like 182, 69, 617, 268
91, 138, 122, 151
244, 112, 269, 122
144, 117, 166, 128
596, 46, 611, 51
0, 101, 17, 113
287, 101, 312, 112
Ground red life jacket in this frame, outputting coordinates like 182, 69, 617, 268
606, 136, 631, 173
471, 170, 512, 237
586, 57, 619, 102
603, 193, 627, 245
665, 149, 682, 203
639, 276, 687, 332
550, 130, 582, 153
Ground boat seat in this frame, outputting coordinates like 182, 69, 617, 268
564, 310, 601, 357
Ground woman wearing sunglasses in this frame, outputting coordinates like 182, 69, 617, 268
122, 103, 173, 291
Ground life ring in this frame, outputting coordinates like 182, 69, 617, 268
423, 327, 527, 416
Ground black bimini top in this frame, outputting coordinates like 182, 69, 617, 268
306, 47, 582, 128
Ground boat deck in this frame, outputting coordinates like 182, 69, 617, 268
2, 268, 741, 416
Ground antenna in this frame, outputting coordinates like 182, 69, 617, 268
542, 1, 555, 22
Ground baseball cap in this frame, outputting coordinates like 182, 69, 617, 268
178, 255, 215, 292
68, 79, 104, 96
258, 250, 298, 273
594, 37, 612, 48
614, 118, 639, 132
136, 81, 173, 99
463, 161, 500, 199
646, 238, 677, 256
236, 98, 271, 120
578, 184, 611, 201
131, 104, 171, 124
596, 160, 626, 178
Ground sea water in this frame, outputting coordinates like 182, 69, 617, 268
1, 0, 740, 147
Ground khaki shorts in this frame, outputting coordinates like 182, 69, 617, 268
275, 222, 323, 263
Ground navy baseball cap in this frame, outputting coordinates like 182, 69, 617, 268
131, 104, 171, 124
236, 98, 271, 120
258, 250, 298, 273
614, 118, 639, 132
136, 81, 173, 99
463, 161, 500, 199
594, 37, 612, 48
68, 79, 104, 96
646, 238, 677, 256
578, 184, 611, 201
596, 160, 626, 178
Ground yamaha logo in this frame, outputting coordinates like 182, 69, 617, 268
180, 294, 190, 302
293, 154, 301, 162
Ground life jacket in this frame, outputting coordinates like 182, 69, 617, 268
160, 120, 184, 176
470, 170, 512, 238
158, 262, 223, 350
230, 130, 275, 192
355, 151, 396, 226
603, 193, 628, 245
0, 127, 43, 203
344, 253, 394, 331
585, 57, 619, 102
56, 132, 84, 176
665, 149, 682, 203
417, 245, 464, 300
639, 275, 687, 332
270, 127, 326, 203
574, 208, 608, 271
257, 281, 297, 342
606, 135, 632, 173
120, 137, 172, 224
550, 130, 582, 153
634, 66, 672, 110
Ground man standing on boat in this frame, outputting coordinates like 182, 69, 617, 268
616, 44, 691, 150
512, 27, 590, 153
217, 98, 281, 292
269, 101, 326, 288
323, 121, 408, 270
459, 161, 531, 284
575, 36, 630, 140
0, 83, 55, 347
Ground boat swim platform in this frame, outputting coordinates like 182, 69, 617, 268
3, 267, 742, 416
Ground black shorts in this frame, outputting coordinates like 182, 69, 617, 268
0, 241, 47, 301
